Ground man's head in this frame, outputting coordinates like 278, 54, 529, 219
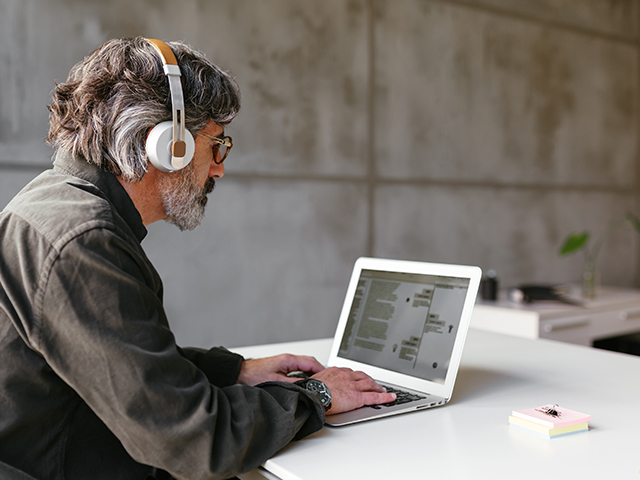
47, 37, 241, 183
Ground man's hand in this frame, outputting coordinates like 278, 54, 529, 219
310, 367, 396, 415
238, 354, 325, 386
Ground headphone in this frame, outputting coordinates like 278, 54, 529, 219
145, 38, 195, 172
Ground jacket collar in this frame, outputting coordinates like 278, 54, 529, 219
52, 150, 148, 243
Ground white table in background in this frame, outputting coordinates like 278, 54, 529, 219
471, 285, 640, 346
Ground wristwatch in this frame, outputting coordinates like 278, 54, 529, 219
296, 378, 332, 412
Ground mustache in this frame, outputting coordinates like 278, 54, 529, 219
203, 177, 216, 195
198, 177, 216, 208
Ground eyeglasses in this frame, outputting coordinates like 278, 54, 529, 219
197, 132, 233, 164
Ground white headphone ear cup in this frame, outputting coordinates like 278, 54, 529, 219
146, 121, 195, 172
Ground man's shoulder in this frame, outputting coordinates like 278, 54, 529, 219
2, 169, 127, 248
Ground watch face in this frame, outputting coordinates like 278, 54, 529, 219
318, 391, 331, 405
307, 379, 331, 407
306, 380, 322, 393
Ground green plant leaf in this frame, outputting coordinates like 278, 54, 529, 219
626, 212, 640, 234
558, 232, 590, 256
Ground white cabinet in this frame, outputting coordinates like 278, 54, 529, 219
470, 285, 640, 346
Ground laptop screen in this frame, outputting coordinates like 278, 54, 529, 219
337, 269, 471, 384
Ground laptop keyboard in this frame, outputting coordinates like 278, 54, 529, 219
366, 385, 427, 409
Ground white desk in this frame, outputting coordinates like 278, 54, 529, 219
472, 285, 640, 346
233, 330, 640, 480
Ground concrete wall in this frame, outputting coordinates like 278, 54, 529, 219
1, 0, 638, 348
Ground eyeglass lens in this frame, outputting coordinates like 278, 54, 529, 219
215, 143, 229, 163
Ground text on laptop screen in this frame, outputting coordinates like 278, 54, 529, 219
338, 269, 470, 384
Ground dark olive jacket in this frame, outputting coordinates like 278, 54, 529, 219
0, 151, 323, 480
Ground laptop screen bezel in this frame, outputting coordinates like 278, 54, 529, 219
327, 257, 482, 399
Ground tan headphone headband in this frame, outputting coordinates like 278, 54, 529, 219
147, 38, 179, 66
146, 38, 188, 164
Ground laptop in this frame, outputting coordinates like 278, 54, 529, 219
325, 257, 481, 426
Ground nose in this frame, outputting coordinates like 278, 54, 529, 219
209, 160, 224, 178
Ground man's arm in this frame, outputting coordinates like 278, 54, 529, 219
35, 227, 324, 479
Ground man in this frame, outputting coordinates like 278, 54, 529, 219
0, 37, 395, 480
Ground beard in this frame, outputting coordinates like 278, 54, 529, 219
157, 162, 216, 231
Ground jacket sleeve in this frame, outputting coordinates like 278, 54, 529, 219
32, 225, 325, 480
178, 346, 244, 387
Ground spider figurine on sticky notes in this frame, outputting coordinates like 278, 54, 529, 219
535, 404, 562, 418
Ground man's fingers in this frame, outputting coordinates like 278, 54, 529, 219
238, 354, 326, 386
349, 370, 370, 381
289, 355, 325, 374
361, 391, 397, 406
354, 376, 387, 393
279, 354, 325, 375
346, 370, 387, 393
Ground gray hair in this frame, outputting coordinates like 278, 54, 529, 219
47, 37, 241, 181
